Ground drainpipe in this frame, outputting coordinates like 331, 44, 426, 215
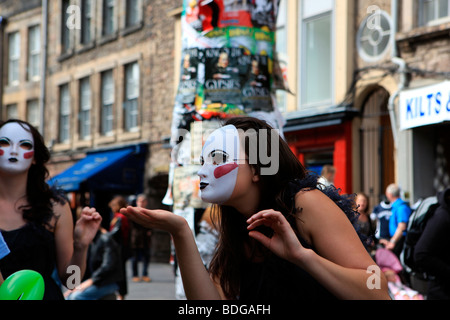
387, 0, 408, 150
39, 0, 48, 136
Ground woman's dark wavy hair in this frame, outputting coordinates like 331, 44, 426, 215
208, 116, 309, 299
1, 119, 66, 228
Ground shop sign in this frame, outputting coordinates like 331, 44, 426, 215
399, 81, 450, 130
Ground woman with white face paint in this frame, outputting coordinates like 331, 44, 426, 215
0, 119, 102, 300
122, 117, 390, 300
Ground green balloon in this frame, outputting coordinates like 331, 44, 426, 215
0, 270, 45, 300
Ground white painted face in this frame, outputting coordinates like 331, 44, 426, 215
0, 122, 35, 174
198, 125, 241, 204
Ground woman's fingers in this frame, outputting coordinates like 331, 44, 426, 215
120, 207, 185, 235
247, 209, 288, 231
121, 206, 152, 226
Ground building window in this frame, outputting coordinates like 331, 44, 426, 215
420, 0, 450, 26
8, 32, 20, 85
59, 84, 70, 143
126, 0, 140, 27
61, 0, 72, 52
81, 0, 92, 44
79, 77, 91, 139
28, 25, 41, 81
6, 104, 18, 120
27, 100, 40, 128
275, 0, 287, 113
101, 70, 114, 135
124, 62, 139, 132
301, 0, 333, 108
103, 0, 115, 36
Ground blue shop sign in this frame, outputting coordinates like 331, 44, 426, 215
399, 81, 450, 130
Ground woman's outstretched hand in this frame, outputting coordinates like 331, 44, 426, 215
120, 206, 187, 236
247, 209, 307, 264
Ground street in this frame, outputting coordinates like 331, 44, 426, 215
125, 261, 176, 300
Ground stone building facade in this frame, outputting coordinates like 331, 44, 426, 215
353, 0, 450, 204
0, 0, 184, 262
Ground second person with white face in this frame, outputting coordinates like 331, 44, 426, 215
121, 116, 391, 300
0, 119, 102, 300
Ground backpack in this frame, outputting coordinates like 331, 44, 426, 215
402, 196, 439, 272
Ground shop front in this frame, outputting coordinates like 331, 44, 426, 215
283, 108, 357, 195
399, 81, 450, 201
48, 143, 148, 225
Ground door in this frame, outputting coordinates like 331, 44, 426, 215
360, 87, 394, 208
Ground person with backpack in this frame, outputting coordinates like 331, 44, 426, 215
414, 187, 450, 299
379, 184, 411, 257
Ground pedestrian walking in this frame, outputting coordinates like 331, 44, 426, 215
130, 194, 152, 282
379, 184, 411, 257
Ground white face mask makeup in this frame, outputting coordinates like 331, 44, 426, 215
0, 122, 35, 174
198, 125, 241, 204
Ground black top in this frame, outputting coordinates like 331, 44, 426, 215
239, 249, 336, 300
414, 188, 450, 299
85, 230, 123, 287
239, 174, 363, 300
0, 223, 64, 300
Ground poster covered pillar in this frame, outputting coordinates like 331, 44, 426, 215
163, 0, 287, 210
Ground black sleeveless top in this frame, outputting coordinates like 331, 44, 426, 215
239, 247, 336, 300
0, 223, 64, 300
238, 174, 368, 300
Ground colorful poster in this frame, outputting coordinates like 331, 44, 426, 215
165, 0, 285, 205
203, 47, 247, 105
242, 54, 272, 112
176, 48, 202, 104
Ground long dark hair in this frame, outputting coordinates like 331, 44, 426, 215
208, 116, 308, 299
0, 119, 66, 228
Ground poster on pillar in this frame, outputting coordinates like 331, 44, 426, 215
164, 0, 287, 207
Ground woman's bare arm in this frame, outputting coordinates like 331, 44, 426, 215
247, 189, 390, 300
121, 206, 221, 299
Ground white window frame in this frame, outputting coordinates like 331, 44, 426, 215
61, 0, 73, 52
59, 84, 71, 143
298, 0, 335, 110
81, 0, 93, 44
124, 62, 139, 132
125, 0, 141, 27
79, 77, 91, 140
101, 70, 115, 136
8, 31, 20, 86
419, 0, 450, 26
103, 0, 116, 36
28, 25, 41, 81
6, 104, 18, 119
27, 99, 40, 128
